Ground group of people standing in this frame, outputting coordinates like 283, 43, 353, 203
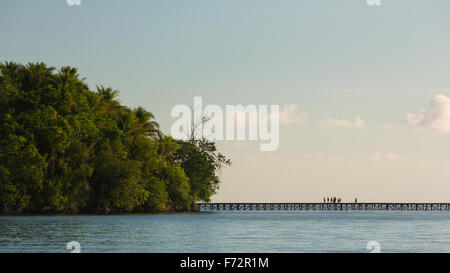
323, 197, 358, 203
324, 197, 341, 203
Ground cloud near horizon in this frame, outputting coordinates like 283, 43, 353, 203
372, 152, 405, 161
278, 104, 307, 125
406, 94, 450, 133
318, 115, 365, 129
224, 104, 306, 128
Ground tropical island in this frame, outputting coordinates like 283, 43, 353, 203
0, 62, 231, 214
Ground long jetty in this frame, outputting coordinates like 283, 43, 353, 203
195, 203, 450, 211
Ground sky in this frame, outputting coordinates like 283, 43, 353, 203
1, 0, 450, 202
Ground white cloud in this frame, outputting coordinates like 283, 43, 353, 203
225, 104, 306, 126
278, 104, 307, 125
318, 115, 365, 129
372, 152, 405, 161
406, 94, 450, 133
386, 152, 405, 161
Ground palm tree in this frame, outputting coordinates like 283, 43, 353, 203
57, 66, 89, 89
133, 106, 162, 139
18, 62, 55, 91
96, 85, 119, 103
86, 91, 104, 113
59, 66, 80, 79
96, 85, 122, 114
0, 61, 22, 79
0, 62, 22, 110
117, 110, 139, 136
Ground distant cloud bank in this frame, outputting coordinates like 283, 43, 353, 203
372, 152, 405, 161
318, 115, 365, 129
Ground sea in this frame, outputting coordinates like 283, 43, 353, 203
1, 211, 449, 253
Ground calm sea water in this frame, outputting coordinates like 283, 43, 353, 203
1, 211, 450, 253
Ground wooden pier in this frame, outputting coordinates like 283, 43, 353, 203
196, 203, 450, 211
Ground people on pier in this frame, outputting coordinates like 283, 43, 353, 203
323, 197, 344, 203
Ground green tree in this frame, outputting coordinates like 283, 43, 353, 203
174, 139, 231, 202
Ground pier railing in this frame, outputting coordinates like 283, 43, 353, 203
195, 203, 450, 211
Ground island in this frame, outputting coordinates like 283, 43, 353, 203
0, 62, 231, 214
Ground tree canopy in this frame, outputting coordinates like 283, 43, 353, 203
0, 62, 230, 213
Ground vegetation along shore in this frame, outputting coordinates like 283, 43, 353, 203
0, 62, 231, 214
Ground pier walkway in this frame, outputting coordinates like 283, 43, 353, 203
196, 203, 450, 211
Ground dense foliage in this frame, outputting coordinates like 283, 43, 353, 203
0, 62, 230, 213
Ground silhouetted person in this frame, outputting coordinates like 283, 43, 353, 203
323, 197, 326, 203
355, 198, 358, 203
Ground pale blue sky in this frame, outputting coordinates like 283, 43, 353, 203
2, 0, 450, 202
